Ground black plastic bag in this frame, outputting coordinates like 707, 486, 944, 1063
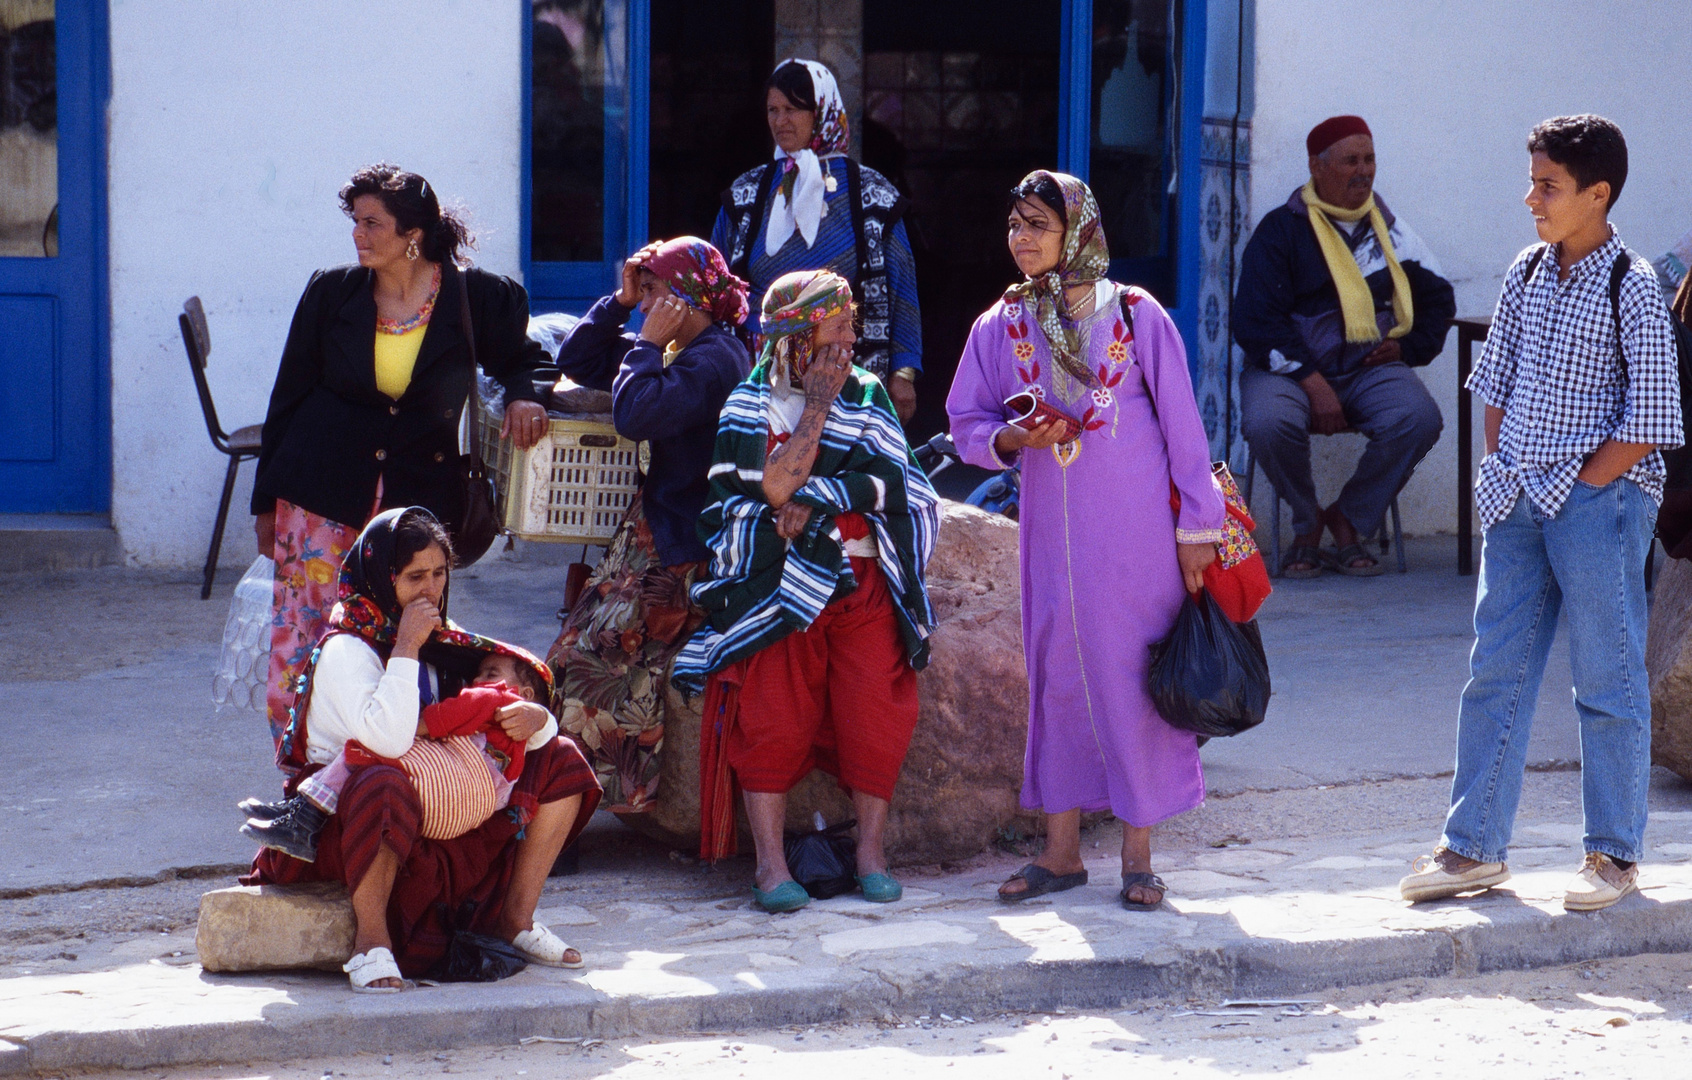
1147, 590, 1270, 739
425, 901, 528, 982
784, 816, 859, 899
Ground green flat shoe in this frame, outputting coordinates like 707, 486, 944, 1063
752, 880, 812, 913
857, 872, 903, 903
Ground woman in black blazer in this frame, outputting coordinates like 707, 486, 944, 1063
250, 163, 550, 752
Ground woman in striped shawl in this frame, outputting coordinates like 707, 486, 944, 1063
676, 269, 941, 913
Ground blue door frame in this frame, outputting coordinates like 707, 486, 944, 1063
523, 0, 1206, 371
0, 2, 111, 513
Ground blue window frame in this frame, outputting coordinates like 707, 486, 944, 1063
523, 0, 650, 316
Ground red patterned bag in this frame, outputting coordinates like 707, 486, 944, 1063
1171, 463, 1271, 623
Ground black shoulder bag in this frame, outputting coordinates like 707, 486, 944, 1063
453, 271, 504, 567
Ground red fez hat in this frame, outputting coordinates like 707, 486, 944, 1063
1306, 115, 1372, 157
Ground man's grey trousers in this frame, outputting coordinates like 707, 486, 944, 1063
1240, 362, 1443, 541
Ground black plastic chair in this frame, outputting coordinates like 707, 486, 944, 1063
181, 296, 263, 599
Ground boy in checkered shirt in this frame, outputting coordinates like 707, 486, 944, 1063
1402, 115, 1683, 911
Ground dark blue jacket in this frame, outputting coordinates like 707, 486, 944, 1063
553, 295, 751, 566
1232, 189, 1455, 382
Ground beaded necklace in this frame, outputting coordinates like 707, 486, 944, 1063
376, 263, 441, 335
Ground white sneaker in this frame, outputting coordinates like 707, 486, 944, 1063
1563, 853, 1638, 912
1399, 847, 1510, 903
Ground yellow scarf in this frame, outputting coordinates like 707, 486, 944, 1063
1300, 180, 1413, 344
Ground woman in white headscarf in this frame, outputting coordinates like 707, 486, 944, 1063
710, 58, 924, 423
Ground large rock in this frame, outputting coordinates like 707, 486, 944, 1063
195, 882, 355, 973
618, 500, 1034, 866
1648, 555, 1692, 779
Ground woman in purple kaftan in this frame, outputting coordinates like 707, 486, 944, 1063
945, 171, 1226, 910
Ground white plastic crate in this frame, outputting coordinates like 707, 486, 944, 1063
477, 407, 640, 544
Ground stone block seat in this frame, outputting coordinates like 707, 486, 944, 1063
196, 882, 355, 973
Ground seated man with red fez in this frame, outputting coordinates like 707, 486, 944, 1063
1232, 115, 1454, 577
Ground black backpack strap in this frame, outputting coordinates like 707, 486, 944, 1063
1122, 289, 1152, 417
845, 159, 870, 289
1609, 250, 1632, 375
728, 162, 777, 280
1522, 242, 1549, 285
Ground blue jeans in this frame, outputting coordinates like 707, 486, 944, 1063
1441, 478, 1655, 864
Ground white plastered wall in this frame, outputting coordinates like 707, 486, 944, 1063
108, 0, 525, 567
1249, 0, 1692, 538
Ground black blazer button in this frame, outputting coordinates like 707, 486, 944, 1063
434, 451, 445, 463
389, 405, 399, 416
444, 408, 455, 418
375, 449, 387, 462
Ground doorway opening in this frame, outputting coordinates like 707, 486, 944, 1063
861, 0, 1062, 440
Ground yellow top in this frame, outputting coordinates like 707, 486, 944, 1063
373, 326, 427, 400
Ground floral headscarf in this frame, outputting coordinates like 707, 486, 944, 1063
644, 235, 750, 327
330, 507, 443, 649
1003, 170, 1111, 389
758, 268, 855, 383
766, 59, 850, 254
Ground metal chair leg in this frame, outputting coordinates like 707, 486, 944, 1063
1390, 496, 1407, 574
1646, 537, 1657, 593
203, 453, 243, 599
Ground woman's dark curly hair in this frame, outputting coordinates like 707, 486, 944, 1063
339, 163, 475, 265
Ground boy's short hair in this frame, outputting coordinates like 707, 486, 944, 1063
479, 653, 548, 702
1527, 114, 1627, 209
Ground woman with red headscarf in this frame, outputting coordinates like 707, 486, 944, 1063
545, 236, 753, 812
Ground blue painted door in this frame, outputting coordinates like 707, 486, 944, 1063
0, 2, 108, 512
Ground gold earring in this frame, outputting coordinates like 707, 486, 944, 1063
406, 237, 420, 261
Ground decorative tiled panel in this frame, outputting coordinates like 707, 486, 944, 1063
1197, 115, 1251, 467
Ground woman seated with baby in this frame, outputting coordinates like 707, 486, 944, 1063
241, 507, 602, 992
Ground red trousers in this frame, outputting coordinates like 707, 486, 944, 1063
731, 559, 918, 798
244, 737, 601, 976
700, 557, 918, 859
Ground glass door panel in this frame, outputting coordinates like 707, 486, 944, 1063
0, 0, 56, 258
1091, 0, 1180, 304
527, 0, 635, 311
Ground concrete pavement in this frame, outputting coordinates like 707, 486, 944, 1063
3, 531, 1688, 1076
6, 770, 1692, 1075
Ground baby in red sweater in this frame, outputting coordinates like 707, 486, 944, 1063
241, 652, 551, 862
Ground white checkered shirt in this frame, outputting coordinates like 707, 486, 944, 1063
1468, 230, 1683, 531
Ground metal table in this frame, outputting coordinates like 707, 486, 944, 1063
1452, 315, 1492, 575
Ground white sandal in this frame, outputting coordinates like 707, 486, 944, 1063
343, 947, 412, 993
510, 921, 585, 969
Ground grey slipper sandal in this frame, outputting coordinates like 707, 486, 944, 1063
1120, 872, 1168, 911
998, 863, 1089, 902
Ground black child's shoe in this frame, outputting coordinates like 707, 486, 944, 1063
237, 796, 293, 821
240, 797, 329, 862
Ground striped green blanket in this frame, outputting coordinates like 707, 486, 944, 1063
674, 361, 940, 683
